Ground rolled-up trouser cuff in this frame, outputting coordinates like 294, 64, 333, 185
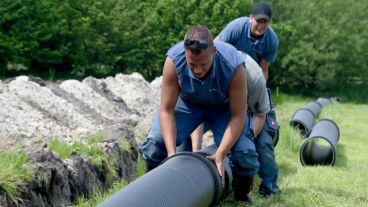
140, 138, 167, 169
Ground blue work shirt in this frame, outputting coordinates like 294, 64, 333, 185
218, 17, 279, 63
167, 41, 245, 107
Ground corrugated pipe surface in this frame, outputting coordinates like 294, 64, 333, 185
98, 144, 231, 207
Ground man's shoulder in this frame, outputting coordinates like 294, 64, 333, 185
266, 26, 279, 43
215, 41, 238, 55
214, 42, 244, 69
167, 41, 185, 58
229, 16, 250, 27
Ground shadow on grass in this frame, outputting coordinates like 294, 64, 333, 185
220, 183, 368, 206
334, 144, 348, 168
311, 83, 368, 104
271, 83, 368, 105
220, 190, 283, 207
278, 161, 298, 177
280, 185, 368, 205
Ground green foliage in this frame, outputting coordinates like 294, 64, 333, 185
1, 0, 367, 95
271, 0, 368, 93
0, 0, 132, 79
0, 150, 34, 203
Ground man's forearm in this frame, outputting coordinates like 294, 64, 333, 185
260, 59, 270, 82
159, 110, 177, 156
217, 116, 245, 158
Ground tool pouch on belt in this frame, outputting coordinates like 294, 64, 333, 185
264, 109, 279, 139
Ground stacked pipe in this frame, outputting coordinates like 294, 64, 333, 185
98, 144, 232, 207
290, 97, 340, 166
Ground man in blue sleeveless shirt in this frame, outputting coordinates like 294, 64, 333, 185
215, 2, 281, 197
189, 52, 272, 204
140, 25, 259, 203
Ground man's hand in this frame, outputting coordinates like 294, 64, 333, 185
167, 151, 176, 157
206, 153, 225, 187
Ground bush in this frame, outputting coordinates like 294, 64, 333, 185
1, 0, 367, 94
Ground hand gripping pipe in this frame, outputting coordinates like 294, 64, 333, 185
290, 108, 315, 137
300, 119, 340, 166
98, 144, 232, 207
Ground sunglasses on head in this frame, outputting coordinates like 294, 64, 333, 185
184, 39, 210, 50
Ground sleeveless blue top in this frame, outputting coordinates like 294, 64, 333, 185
167, 41, 244, 107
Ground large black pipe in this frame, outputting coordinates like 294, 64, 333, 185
300, 119, 340, 166
315, 97, 333, 107
98, 145, 231, 207
196, 144, 233, 200
290, 108, 315, 137
301, 101, 321, 118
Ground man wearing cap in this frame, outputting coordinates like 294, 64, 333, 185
215, 2, 278, 81
141, 25, 260, 203
214, 1, 281, 198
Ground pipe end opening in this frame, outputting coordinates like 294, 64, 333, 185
300, 137, 336, 166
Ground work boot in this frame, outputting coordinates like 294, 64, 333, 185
259, 183, 281, 197
232, 174, 254, 204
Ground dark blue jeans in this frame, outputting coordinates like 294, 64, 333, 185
255, 89, 279, 190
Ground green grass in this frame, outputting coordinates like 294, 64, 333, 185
74, 156, 146, 206
0, 133, 136, 205
219, 94, 368, 207
119, 140, 132, 153
74, 181, 128, 207
48, 133, 116, 167
48, 134, 123, 184
48, 138, 107, 167
0, 150, 34, 203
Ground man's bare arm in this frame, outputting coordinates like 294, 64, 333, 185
259, 58, 270, 81
160, 57, 180, 157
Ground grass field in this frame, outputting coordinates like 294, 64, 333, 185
219, 93, 368, 207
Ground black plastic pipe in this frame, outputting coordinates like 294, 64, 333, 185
302, 101, 322, 118
300, 119, 340, 166
98, 145, 231, 207
196, 144, 233, 200
315, 97, 332, 107
290, 108, 315, 137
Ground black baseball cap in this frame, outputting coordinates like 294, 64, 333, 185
252, 2, 272, 21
